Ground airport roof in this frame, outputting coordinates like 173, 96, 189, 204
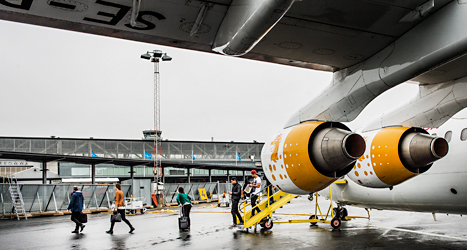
0, 136, 264, 145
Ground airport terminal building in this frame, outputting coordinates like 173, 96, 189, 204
0, 133, 264, 184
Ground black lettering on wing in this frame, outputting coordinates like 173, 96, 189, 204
0, 0, 33, 10
125, 11, 166, 31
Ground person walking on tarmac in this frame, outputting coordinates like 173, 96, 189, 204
176, 187, 193, 229
106, 183, 135, 234
249, 170, 262, 216
229, 177, 244, 227
67, 186, 85, 233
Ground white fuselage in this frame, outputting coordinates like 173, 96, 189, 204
322, 111, 467, 214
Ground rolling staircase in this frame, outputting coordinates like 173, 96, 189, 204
240, 189, 297, 229
238, 181, 362, 231
7, 177, 27, 220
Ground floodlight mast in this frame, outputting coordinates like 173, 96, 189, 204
140, 50, 171, 183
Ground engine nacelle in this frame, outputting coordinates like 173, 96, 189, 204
348, 127, 448, 188
261, 121, 365, 195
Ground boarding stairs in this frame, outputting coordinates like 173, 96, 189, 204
7, 177, 27, 220
238, 181, 368, 231
240, 188, 297, 229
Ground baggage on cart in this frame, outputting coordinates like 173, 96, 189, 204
125, 197, 146, 214
218, 192, 230, 207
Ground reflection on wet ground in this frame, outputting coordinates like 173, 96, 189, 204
1, 196, 467, 249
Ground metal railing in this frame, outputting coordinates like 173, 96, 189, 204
163, 181, 268, 204
1, 181, 270, 217
0, 184, 131, 217
164, 182, 218, 204
0, 137, 264, 163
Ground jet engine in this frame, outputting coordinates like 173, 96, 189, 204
347, 126, 448, 188
261, 121, 365, 195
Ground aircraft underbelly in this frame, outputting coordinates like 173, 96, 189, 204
328, 170, 467, 214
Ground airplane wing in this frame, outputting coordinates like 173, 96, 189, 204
0, 0, 456, 77
3, 0, 467, 128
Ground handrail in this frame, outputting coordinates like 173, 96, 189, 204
242, 185, 279, 220
239, 184, 274, 212
239, 190, 269, 211
242, 190, 298, 228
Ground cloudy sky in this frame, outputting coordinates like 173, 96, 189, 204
0, 20, 419, 142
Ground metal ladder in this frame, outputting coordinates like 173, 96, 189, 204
8, 177, 27, 220
240, 187, 298, 229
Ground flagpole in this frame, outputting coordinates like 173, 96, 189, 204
236, 145, 238, 166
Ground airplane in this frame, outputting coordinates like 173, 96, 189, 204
2, 0, 467, 218
318, 109, 467, 217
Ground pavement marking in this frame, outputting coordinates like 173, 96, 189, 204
192, 211, 231, 213
274, 213, 312, 216
283, 227, 371, 234
147, 209, 180, 213
354, 222, 467, 241
385, 226, 467, 241
147, 209, 231, 214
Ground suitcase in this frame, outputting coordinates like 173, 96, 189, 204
178, 209, 189, 230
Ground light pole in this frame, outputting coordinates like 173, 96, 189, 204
141, 50, 172, 183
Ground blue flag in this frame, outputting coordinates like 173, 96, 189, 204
91, 151, 98, 157
236, 152, 241, 161
192, 151, 196, 161
144, 151, 152, 160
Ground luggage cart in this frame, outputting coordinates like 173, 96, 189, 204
125, 197, 146, 214
218, 192, 230, 207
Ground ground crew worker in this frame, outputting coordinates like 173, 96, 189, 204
249, 170, 261, 216
229, 177, 244, 227
67, 186, 85, 233
106, 183, 135, 234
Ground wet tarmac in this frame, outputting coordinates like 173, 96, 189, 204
1, 196, 467, 249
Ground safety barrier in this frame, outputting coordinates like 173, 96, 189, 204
163, 183, 218, 204
163, 181, 268, 204
0, 184, 131, 216
1, 181, 270, 216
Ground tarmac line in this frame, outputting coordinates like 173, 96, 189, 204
192, 211, 231, 213
357, 223, 467, 241
147, 209, 232, 214
284, 227, 376, 234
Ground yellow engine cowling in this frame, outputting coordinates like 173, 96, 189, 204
348, 126, 449, 188
261, 121, 365, 195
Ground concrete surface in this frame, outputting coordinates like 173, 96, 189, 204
1, 196, 467, 249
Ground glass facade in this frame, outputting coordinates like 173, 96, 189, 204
59, 162, 247, 179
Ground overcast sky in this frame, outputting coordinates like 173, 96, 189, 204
0, 20, 419, 142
